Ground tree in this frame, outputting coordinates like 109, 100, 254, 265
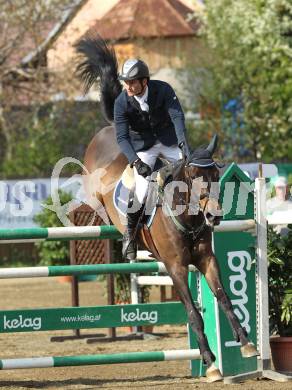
0, 101, 105, 179
0, 0, 86, 164
186, 0, 292, 161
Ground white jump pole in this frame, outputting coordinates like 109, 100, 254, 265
255, 173, 270, 371
131, 252, 156, 307
255, 168, 291, 382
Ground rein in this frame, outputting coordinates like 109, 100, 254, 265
163, 201, 207, 242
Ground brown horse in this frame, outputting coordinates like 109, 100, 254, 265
77, 34, 259, 382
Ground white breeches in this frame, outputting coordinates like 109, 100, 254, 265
134, 142, 181, 204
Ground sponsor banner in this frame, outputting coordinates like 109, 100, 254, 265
213, 231, 257, 376
0, 178, 83, 228
0, 303, 187, 333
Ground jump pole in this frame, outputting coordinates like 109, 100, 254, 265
254, 170, 290, 382
0, 225, 121, 243
0, 262, 198, 279
0, 220, 255, 244
0, 349, 201, 370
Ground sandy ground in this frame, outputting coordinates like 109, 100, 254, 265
0, 278, 291, 390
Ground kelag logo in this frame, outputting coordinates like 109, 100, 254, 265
3, 315, 42, 331
225, 250, 252, 347
121, 308, 158, 324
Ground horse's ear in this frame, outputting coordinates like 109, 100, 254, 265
206, 134, 218, 155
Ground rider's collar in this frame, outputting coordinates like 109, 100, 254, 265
134, 86, 149, 112
134, 86, 148, 103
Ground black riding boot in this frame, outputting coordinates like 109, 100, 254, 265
122, 207, 143, 261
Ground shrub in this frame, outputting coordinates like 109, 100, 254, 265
33, 190, 73, 266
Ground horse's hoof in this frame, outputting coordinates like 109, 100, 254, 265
241, 342, 260, 358
206, 363, 223, 383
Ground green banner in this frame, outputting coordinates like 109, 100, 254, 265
213, 231, 257, 376
0, 302, 187, 333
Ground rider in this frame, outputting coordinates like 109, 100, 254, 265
114, 58, 190, 260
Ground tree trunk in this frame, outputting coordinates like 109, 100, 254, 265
0, 84, 12, 162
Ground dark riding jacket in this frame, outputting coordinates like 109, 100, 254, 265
114, 80, 187, 164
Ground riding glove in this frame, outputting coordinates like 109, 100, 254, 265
133, 158, 152, 178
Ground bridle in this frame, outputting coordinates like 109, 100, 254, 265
161, 160, 215, 242
184, 162, 213, 216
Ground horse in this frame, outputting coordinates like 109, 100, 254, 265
76, 34, 259, 382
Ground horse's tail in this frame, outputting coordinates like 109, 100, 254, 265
75, 34, 122, 122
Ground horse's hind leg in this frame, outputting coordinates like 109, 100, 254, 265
197, 253, 259, 358
165, 261, 223, 382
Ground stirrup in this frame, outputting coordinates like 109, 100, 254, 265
122, 230, 137, 260
122, 239, 137, 261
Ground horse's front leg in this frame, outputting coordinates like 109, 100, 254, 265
196, 246, 259, 358
165, 259, 223, 382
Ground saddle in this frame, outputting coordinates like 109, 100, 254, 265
121, 158, 175, 191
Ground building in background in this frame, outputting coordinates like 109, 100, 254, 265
47, 0, 205, 100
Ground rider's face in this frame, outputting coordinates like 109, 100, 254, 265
124, 79, 147, 96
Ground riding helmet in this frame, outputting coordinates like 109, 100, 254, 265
118, 59, 150, 81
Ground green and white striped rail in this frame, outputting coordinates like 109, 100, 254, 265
0, 349, 200, 370
0, 219, 255, 243
0, 262, 196, 279
0, 226, 121, 243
